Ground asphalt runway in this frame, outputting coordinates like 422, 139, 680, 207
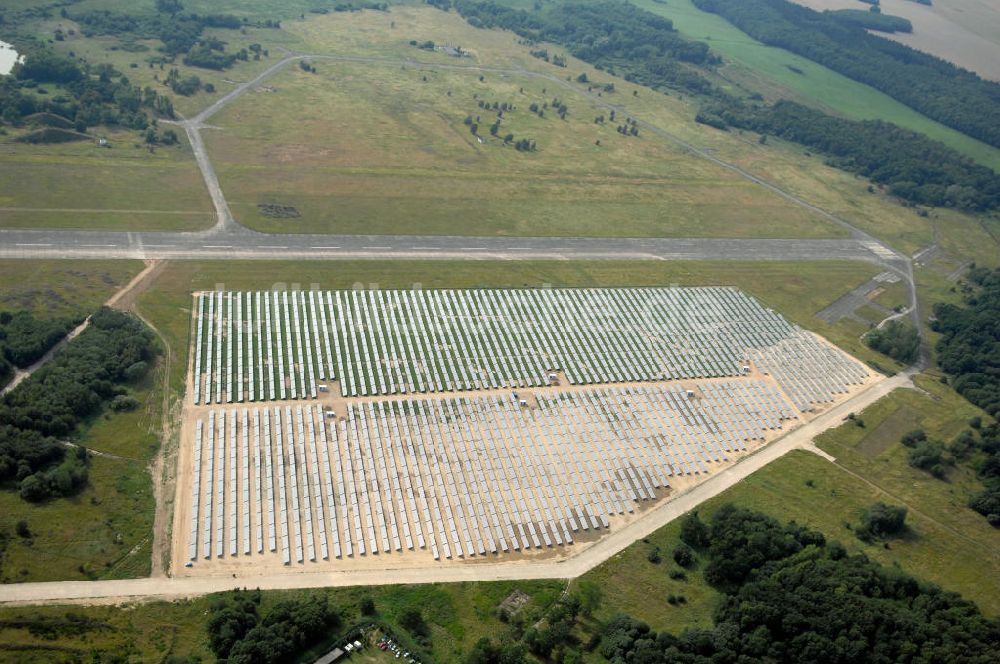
0, 226, 893, 263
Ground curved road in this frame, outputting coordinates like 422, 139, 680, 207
1, 53, 908, 266
0, 52, 919, 322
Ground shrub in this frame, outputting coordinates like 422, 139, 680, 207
359, 596, 375, 615
858, 502, 907, 540
679, 511, 710, 548
110, 395, 140, 412
672, 542, 695, 567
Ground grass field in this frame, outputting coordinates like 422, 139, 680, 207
0, 368, 161, 583
273, 6, 994, 256
0, 260, 154, 583
0, 129, 212, 231
815, 376, 1000, 561
5, 3, 995, 254
578, 378, 1000, 632
630, 0, 1000, 172
0, 260, 142, 318
207, 62, 837, 239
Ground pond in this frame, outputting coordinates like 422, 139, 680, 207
0, 40, 24, 76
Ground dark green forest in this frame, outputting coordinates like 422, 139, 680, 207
206, 590, 342, 664
692, 0, 1000, 149
0, 0, 276, 133
0, 48, 175, 132
962, 422, 1000, 527
453, 0, 717, 95
827, 9, 912, 34
933, 267, 1000, 415
865, 320, 920, 363
0, 308, 156, 502
0, 311, 78, 387
696, 99, 1000, 211
598, 506, 1000, 663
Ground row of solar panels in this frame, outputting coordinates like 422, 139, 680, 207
191, 287, 824, 404
187, 379, 796, 564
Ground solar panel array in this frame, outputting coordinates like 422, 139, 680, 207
189, 288, 867, 412
186, 379, 797, 565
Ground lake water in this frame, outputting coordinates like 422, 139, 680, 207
0, 40, 24, 76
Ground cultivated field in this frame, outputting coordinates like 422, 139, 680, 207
172, 286, 876, 577
207, 63, 835, 238
632, 0, 1000, 172
788, 0, 1000, 81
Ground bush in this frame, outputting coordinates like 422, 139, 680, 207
908, 439, 949, 477
359, 596, 375, 615
858, 502, 907, 540
866, 321, 920, 364
398, 606, 429, 638
123, 361, 149, 382
901, 429, 927, 447
679, 511, 710, 548
18, 474, 48, 501
672, 542, 695, 567
969, 487, 1000, 527
110, 395, 140, 412
15, 519, 30, 538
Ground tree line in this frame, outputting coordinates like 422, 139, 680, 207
66, 1, 276, 64
0, 308, 156, 502
899, 419, 1000, 527
598, 505, 1000, 663
696, 99, 1000, 211
692, 0, 1000, 149
448, 1, 1000, 212
827, 8, 913, 34
866, 319, 920, 363
3, 52, 175, 132
963, 421, 1000, 527
933, 266, 1000, 414
206, 589, 341, 663
452, 0, 717, 95
0, 310, 79, 388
